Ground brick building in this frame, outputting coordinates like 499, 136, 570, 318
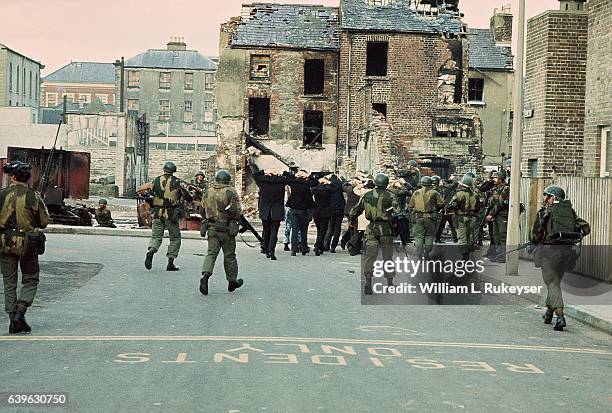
523, 0, 589, 177
42, 62, 116, 109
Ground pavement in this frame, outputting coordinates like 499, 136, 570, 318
0, 232, 610, 412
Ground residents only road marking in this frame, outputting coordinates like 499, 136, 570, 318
0, 335, 609, 355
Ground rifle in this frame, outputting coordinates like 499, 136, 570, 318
39, 119, 63, 198
239, 214, 264, 244
386, 207, 413, 245
491, 232, 583, 260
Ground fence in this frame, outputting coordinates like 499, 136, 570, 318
519, 177, 612, 281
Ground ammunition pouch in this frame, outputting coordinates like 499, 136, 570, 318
210, 219, 229, 232
26, 231, 46, 255
0, 229, 45, 256
228, 220, 239, 237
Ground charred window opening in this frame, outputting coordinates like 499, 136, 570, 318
304, 59, 325, 95
303, 110, 323, 147
366, 42, 388, 77
250, 55, 271, 80
248, 98, 270, 136
468, 78, 484, 102
372, 103, 387, 119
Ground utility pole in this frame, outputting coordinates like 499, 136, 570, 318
506, 0, 526, 276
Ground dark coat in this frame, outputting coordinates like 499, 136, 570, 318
311, 183, 335, 218
343, 182, 361, 215
253, 170, 287, 221
283, 172, 315, 210
328, 177, 346, 213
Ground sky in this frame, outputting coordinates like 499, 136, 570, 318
0, 0, 559, 76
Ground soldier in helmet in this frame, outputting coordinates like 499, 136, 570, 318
94, 198, 116, 228
485, 170, 510, 262
144, 161, 193, 271
193, 170, 207, 191
401, 160, 421, 195
447, 175, 477, 260
435, 177, 459, 244
531, 185, 590, 331
199, 170, 244, 295
0, 161, 50, 334
408, 176, 445, 259
349, 173, 400, 295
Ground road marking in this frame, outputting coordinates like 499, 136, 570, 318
0, 335, 609, 355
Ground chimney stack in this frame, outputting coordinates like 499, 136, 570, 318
558, 0, 587, 12
167, 36, 187, 51
490, 4, 513, 45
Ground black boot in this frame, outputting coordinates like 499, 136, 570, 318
270, 253, 277, 261
166, 258, 180, 271
387, 278, 395, 287
364, 278, 373, 295
461, 252, 470, 261
144, 248, 156, 270
543, 309, 553, 324
11, 311, 30, 334
199, 272, 212, 295
554, 315, 567, 331
314, 248, 322, 256
330, 247, 336, 253
228, 279, 244, 292
284, 243, 290, 251
8, 313, 17, 334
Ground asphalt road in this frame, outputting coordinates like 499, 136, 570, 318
0, 233, 610, 413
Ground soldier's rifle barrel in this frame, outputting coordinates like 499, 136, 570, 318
39, 119, 63, 198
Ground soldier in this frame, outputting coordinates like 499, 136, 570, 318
435, 178, 458, 243
399, 160, 421, 201
144, 161, 193, 271
193, 170, 207, 191
485, 171, 510, 262
531, 185, 590, 331
471, 175, 486, 246
94, 198, 116, 228
199, 170, 244, 295
447, 175, 477, 260
408, 176, 445, 259
349, 173, 400, 295
0, 161, 50, 334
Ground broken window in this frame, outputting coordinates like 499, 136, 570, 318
372, 103, 387, 118
366, 42, 388, 77
250, 55, 271, 81
159, 99, 170, 121
468, 78, 484, 102
304, 59, 324, 95
303, 110, 323, 147
248, 97, 270, 136
437, 60, 459, 104
159, 72, 171, 89
184, 72, 194, 90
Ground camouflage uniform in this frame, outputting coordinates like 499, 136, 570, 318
0, 182, 50, 317
349, 188, 400, 282
408, 186, 444, 258
488, 182, 510, 260
95, 207, 116, 228
201, 183, 241, 282
449, 187, 477, 257
148, 173, 192, 258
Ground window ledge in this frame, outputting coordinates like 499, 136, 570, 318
365, 75, 389, 81
248, 79, 271, 84
300, 145, 325, 150
468, 100, 486, 106
301, 94, 328, 99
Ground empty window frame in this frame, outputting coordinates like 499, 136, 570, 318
468, 78, 484, 102
184, 72, 194, 90
372, 103, 387, 118
528, 159, 538, 178
184, 101, 193, 123
159, 72, 171, 89
248, 97, 270, 136
159, 99, 170, 121
304, 59, 325, 95
366, 42, 388, 76
303, 110, 323, 147
128, 71, 140, 88
250, 55, 271, 80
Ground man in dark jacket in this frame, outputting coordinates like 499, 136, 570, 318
311, 176, 336, 256
340, 175, 363, 250
283, 170, 315, 255
323, 174, 345, 253
252, 168, 287, 260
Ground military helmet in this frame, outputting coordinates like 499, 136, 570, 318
99, 198, 108, 205
408, 160, 418, 167
431, 175, 441, 184
374, 173, 389, 188
163, 161, 177, 174
195, 170, 205, 178
543, 185, 565, 200
215, 169, 232, 184
506, 158, 512, 167
420, 176, 433, 187
464, 172, 476, 178
459, 175, 474, 188
474, 174, 482, 182
3, 160, 31, 182
492, 170, 506, 180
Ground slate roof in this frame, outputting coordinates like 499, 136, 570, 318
232, 3, 340, 50
468, 28, 513, 71
341, 0, 463, 34
125, 50, 217, 70
43, 62, 115, 83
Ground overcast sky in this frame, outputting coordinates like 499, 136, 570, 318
0, 0, 558, 76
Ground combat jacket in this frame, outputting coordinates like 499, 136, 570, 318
530, 200, 581, 245
448, 188, 477, 216
94, 207, 114, 226
349, 188, 399, 237
487, 183, 510, 217
200, 183, 241, 224
408, 187, 444, 217
150, 173, 192, 220
0, 182, 50, 232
